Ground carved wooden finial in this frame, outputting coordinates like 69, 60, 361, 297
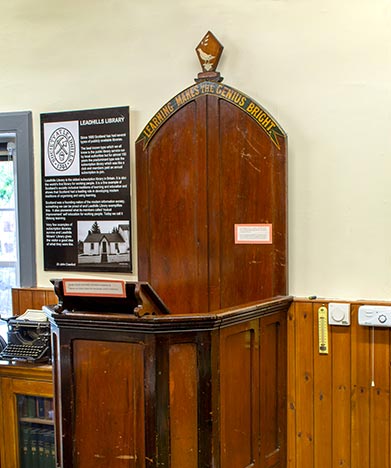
195, 31, 224, 82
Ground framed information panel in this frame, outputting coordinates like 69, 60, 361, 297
41, 106, 132, 273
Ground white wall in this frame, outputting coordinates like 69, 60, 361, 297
1, 0, 390, 300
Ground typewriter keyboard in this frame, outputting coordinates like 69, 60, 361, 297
0, 344, 49, 362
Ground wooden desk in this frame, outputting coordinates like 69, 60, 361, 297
47, 295, 291, 468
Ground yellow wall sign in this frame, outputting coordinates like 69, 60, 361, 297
137, 81, 285, 150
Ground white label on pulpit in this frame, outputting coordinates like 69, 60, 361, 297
63, 279, 126, 297
234, 224, 273, 244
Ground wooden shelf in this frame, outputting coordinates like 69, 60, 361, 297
19, 417, 54, 426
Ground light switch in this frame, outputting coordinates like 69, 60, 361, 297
328, 302, 350, 326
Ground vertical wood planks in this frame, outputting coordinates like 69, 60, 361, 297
289, 299, 391, 468
313, 303, 332, 468
351, 304, 370, 468
73, 340, 145, 467
169, 343, 198, 468
287, 302, 296, 468
331, 325, 351, 466
370, 325, 390, 468
219, 321, 260, 468
12, 287, 57, 315
294, 301, 314, 468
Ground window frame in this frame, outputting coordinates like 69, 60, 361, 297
0, 112, 36, 287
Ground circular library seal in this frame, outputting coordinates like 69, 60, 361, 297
47, 127, 76, 172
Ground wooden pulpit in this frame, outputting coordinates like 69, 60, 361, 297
136, 32, 287, 314
48, 32, 291, 468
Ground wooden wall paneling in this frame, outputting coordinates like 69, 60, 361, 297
11, 287, 57, 315
350, 304, 371, 467
30, 289, 50, 310
294, 302, 314, 467
11, 288, 20, 314
287, 302, 297, 468
370, 325, 390, 468
290, 300, 391, 468
388, 329, 391, 468
331, 320, 351, 467
312, 302, 332, 468
44, 289, 57, 307
12, 288, 33, 315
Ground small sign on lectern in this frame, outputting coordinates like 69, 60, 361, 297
63, 278, 126, 298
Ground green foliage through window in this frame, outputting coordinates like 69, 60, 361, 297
0, 163, 14, 207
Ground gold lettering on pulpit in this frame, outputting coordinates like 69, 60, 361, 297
138, 82, 284, 150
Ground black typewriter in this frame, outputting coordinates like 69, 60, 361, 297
0, 310, 51, 363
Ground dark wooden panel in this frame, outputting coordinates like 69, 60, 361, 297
206, 95, 222, 312
217, 98, 286, 307
137, 99, 208, 315
73, 340, 145, 468
220, 321, 259, 468
51, 332, 63, 468
259, 311, 287, 468
49, 288, 290, 468
169, 343, 198, 468
136, 87, 287, 315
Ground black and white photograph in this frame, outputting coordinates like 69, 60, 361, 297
77, 220, 131, 270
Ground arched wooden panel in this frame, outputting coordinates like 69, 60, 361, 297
136, 81, 287, 314
137, 98, 209, 314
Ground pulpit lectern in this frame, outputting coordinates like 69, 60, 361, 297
47, 32, 291, 468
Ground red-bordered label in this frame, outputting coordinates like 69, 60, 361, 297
62, 278, 126, 297
234, 224, 273, 244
